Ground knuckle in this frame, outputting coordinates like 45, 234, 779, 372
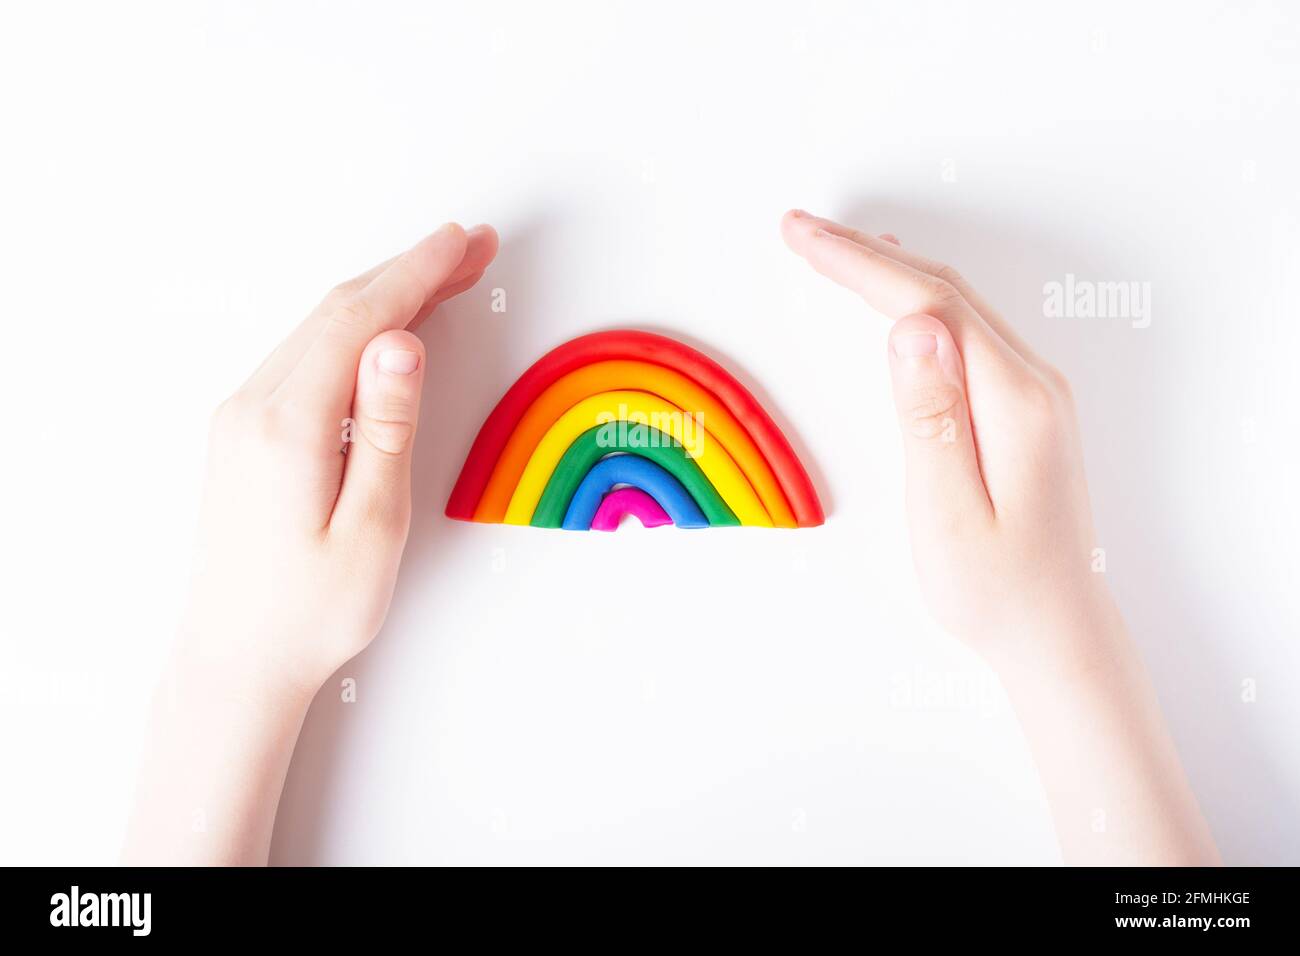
253, 404, 290, 445
1016, 379, 1061, 432
209, 391, 251, 435
209, 396, 237, 430
918, 273, 964, 311
932, 262, 966, 289
328, 296, 375, 332
1042, 363, 1075, 405
904, 383, 963, 439
359, 415, 415, 457
319, 283, 353, 311
256, 397, 326, 452
361, 494, 413, 539
388, 253, 423, 287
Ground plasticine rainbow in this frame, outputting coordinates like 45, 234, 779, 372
446, 330, 824, 531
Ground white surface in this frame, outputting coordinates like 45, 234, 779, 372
1, 1, 1297, 865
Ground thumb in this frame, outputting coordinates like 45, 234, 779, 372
887, 314, 992, 528
332, 329, 426, 538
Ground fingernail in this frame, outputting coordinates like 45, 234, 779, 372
892, 333, 938, 357
789, 209, 809, 218
378, 349, 420, 375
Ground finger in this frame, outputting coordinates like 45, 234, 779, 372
237, 255, 396, 394
275, 223, 467, 418
456, 223, 499, 273
402, 225, 495, 327
783, 209, 955, 317
409, 269, 486, 330
786, 210, 1039, 362
331, 253, 402, 297
887, 314, 993, 530
781, 210, 1019, 371
244, 225, 496, 396
331, 329, 426, 539
333, 223, 495, 312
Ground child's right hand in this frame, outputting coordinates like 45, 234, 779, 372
781, 210, 1218, 865
781, 210, 1116, 680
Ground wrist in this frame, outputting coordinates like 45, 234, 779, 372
983, 584, 1134, 692
125, 625, 320, 865
170, 620, 324, 717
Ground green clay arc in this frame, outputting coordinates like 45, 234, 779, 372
531, 424, 740, 529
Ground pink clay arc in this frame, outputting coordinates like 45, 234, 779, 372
590, 488, 673, 531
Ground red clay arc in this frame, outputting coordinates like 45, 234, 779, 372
445, 329, 824, 529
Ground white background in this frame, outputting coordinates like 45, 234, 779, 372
1, 1, 1297, 865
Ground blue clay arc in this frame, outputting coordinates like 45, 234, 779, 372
561, 454, 709, 530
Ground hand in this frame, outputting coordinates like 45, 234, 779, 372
192, 221, 498, 694
781, 210, 1219, 865
124, 222, 498, 864
781, 209, 1110, 677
